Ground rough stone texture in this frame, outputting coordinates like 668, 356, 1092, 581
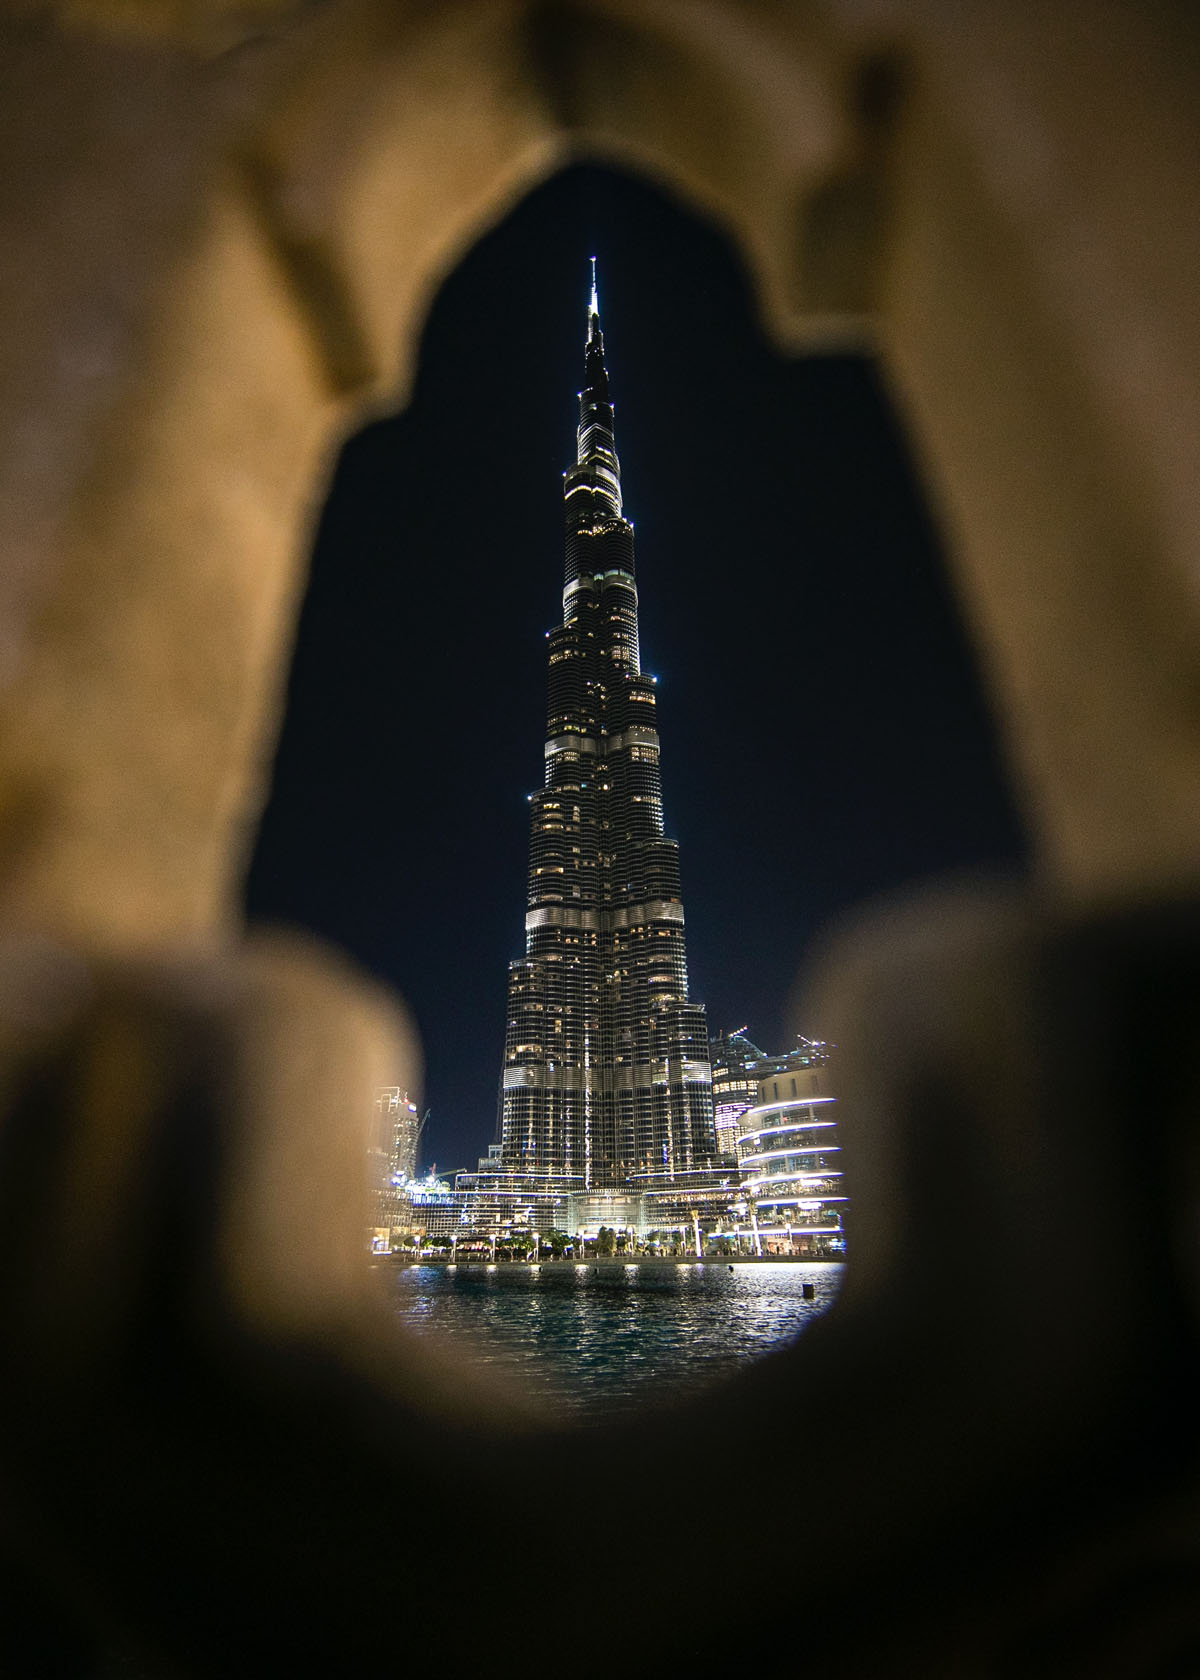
0, 898, 1196, 1676
3, 0, 1198, 946
0, 1, 1198, 1672
0, 20, 337, 948
866, 0, 1200, 899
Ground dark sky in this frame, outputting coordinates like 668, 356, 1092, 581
244, 162, 1028, 1175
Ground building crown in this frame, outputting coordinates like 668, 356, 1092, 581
568, 257, 622, 522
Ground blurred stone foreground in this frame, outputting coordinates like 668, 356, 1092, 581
1, 1, 1198, 1672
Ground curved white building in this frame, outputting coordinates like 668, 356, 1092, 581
736, 1056, 845, 1256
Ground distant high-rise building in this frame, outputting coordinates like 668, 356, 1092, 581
375, 1086, 424, 1182
497, 262, 716, 1194
368, 1088, 429, 1252
709, 1027, 771, 1160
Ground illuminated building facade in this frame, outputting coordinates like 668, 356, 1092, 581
376, 1086, 424, 1181
736, 1049, 845, 1255
498, 263, 716, 1195
366, 1081, 423, 1243
369, 1087, 427, 1251
455, 1146, 571, 1235
406, 1170, 459, 1242
710, 1027, 772, 1161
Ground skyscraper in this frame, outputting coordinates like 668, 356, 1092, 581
498, 263, 715, 1196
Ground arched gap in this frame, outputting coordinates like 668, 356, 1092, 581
245, 159, 1028, 1180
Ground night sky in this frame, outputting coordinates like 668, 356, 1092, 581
244, 162, 1028, 1175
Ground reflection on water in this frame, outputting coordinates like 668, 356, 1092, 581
390, 1261, 843, 1420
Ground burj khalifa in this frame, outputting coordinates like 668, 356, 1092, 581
497, 263, 716, 1194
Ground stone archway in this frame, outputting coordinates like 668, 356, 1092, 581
6, 0, 1199, 956
2, 3, 1199, 1672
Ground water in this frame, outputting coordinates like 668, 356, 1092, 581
390, 1260, 843, 1421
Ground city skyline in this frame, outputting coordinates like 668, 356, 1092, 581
245, 162, 1028, 1171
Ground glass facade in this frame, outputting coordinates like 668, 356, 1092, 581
498, 267, 716, 1191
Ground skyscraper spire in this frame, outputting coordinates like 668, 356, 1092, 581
496, 262, 715, 1206
570, 257, 620, 526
